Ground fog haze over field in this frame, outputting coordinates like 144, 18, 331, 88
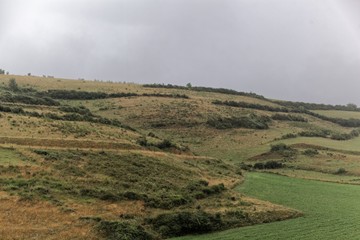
1, 0, 360, 105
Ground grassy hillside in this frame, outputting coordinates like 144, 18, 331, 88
1, 74, 360, 239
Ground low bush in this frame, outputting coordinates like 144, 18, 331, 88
0, 92, 60, 106
80, 189, 122, 201
186, 181, 226, 199
253, 161, 284, 169
144, 84, 264, 99
39, 89, 189, 100
271, 113, 307, 122
280, 133, 298, 139
335, 168, 347, 175
149, 211, 223, 237
270, 143, 292, 152
299, 129, 331, 138
303, 149, 319, 156
137, 137, 188, 152
330, 133, 352, 141
270, 143, 296, 158
145, 194, 190, 209
59, 105, 93, 116
97, 221, 153, 240
207, 114, 270, 130
0, 105, 24, 114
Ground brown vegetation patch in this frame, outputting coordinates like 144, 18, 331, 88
0, 137, 140, 150
242, 196, 303, 224
0, 192, 98, 240
248, 152, 284, 161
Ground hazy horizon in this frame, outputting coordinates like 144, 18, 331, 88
1, 0, 360, 105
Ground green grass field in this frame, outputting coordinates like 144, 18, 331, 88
174, 172, 360, 240
0, 148, 25, 165
275, 136, 360, 153
313, 110, 360, 120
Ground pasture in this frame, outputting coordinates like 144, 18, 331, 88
175, 172, 360, 239
312, 110, 360, 120
275, 136, 360, 153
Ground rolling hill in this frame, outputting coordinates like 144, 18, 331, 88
0, 74, 360, 239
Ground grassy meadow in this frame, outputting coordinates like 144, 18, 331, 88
313, 110, 360, 119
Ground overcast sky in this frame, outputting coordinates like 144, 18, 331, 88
1, 0, 360, 105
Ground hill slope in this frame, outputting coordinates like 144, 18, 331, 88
0, 74, 360, 239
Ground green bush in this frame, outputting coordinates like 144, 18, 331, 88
145, 194, 190, 209
0, 92, 60, 106
281, 133, 298, 139
144, 84, 264, 99
59, 105, 93, 116
39, 89, 188, 100
213, 100, 289, 112
330, 133, 352, 141
149, 211, 223, 237
303, 149, 319, 156
299, 129, 330, 138
156, 139, 175, 149
270, 143, 292, 152
253, 161, 284, 169
335, 168, 347, 175
207, 114, 270, 130
272, 113, 307, 122
8, 78, 19, 92
186, 181, 226, 199
270, 143, 296, 158
97, 221, 153, 240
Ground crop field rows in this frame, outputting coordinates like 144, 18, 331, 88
175, 172, 360, 239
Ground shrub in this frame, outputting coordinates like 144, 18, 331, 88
144, 84, 265, 99
303, 149, 319, 156
270, 143, 292, 152
97, 221, 153, 240
59, 106, 93, 116
123, 191, 145, 200
79, 189, 122, 201
281, 133, 298, 139
272, 113, 307, 122
0, 93, 60, 106
350, 129, 360, 137
270, 143, 296, 158
207, 114, 270, 130
299, 129, 331, 138
335, 168, 347, 175
33, 150, 49, 156
212, 100, 289, 112
149, 211, 223, 237
186, 181, 226, 199
8, 78, 19, 92
145, 194, 190, 209
156, 139, 175, 149
137, 137, 148, 147
330, 133, 352, 141
253, 161, 284, 169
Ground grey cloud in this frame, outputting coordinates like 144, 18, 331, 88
0, 0, 360, 104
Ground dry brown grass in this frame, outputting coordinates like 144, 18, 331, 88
0, 136, 139, 150
0, 192, 98, 240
